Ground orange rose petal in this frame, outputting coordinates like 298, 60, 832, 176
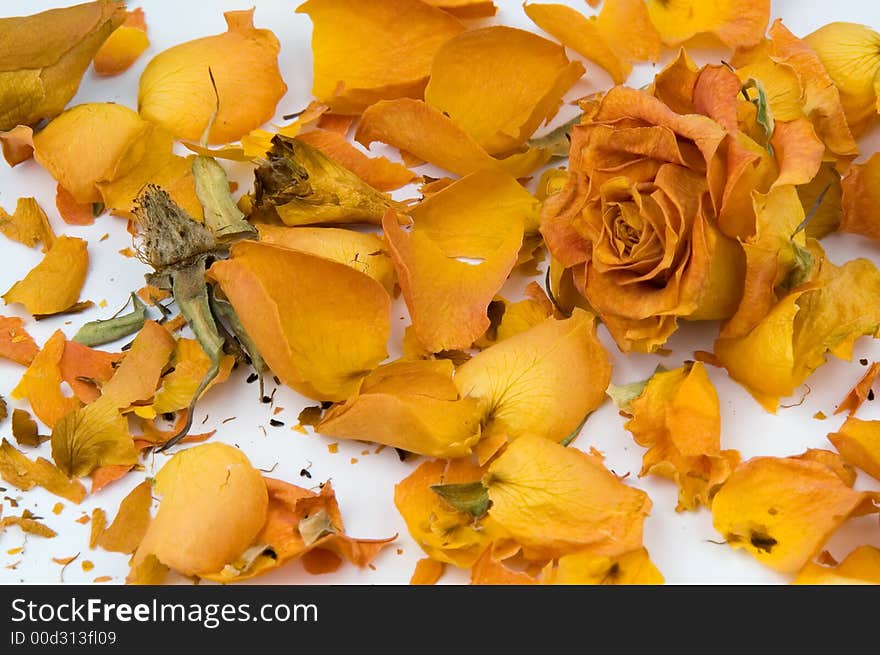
0, 316, 38, 366
424, 26, 584, 155
770, 119, 825, 188
295, 130, 416, 191
525, 0, 661, 85
297, 0, 464, 115
384, 169, 531, 352
316, 360, 482, 458
3, 236, 88, 317
138, 9, 286, 143
93, 8, 149, 76
0, 125, 35, 166
470, 550, 538, 585
101, 321, 175, 410
59, 339, 120, 404
90, 464, 133, 494
209, 241, 390, 401
95, 480, 152, 554
301, 548, 343, 575
0, 197, 55, 251
410, 557, 445, 585
12, 330, 81, 428
356, 99, 552, 178
55, 184, 95, 226
711, 452, 878, 573
625, 362, 739, 511
645, 0, 769, 48
841, 153, 880, 241
836, 363, 880, 416
828, 417, 880, 481
317, 113, 354, 134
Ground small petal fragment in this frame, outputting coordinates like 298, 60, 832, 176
12, 331, 80, 428
0, 316, 38, 366
835, 363, 880, 416
3, 236, 88, 317
828, 417, 880, 481
209, 241, 390, 401
0, 197, 55, 251
317, 360, 482, 457
297, 0, 464, 114
711, 452, 878, 573
94, 480, 152, 554
138, 9, 287, 143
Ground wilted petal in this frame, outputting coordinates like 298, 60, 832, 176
297, 0, 464, 114
384, 169, 531, 352
2, 236, 88, 317
711, 452, 878, 573
209, 241, 390, 401
0, 197, 55, 251
138, 9, 286, 143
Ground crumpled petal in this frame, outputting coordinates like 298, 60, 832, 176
0, 438, 86, 504
202, 479, 395, 582
645, 0, 769, 48
93, 7, 148, 76
794, 546, 880, 585
131, 443, 268, 577
295, 130, 416, 191
91, 480, 152, 554
0, 316, 38, 366
525, 0, 661, 85
0, 124, 34, 166
715, 248, 880, 411
317, 359, 481, 457
711, 451, 879, 573
138, 9, 286, 143
545, 547, 664, 585
828, 416, 880, 482
3, 236, 88, 317
356, 98, 552, 178
624, 362, 740, 511
11, 331, 80, 427
835, 363, 880, 416
297, 0, 464, 115
424, 26, 583, 155
394, 458, 503, 568
50, 395, 137, 478
804, 22, 880, 138
384, 169, 531, 352
0, 0, 125, 131
209, 240, 390, 401
455, 310, 611, 452
485, 435, 652, 561
0, 197, 55, 251
733, 20, 858, 160
32, 103, 201, 219
841, 153, 880, 241
256, 224, 395, 294
423, 0, 496, 19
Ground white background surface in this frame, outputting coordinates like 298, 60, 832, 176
1, 0, 880, 585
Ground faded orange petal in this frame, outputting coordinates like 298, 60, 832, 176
356, 98, 552, 178
771, 120, 824, 188
711, 452, 878, 573
59, 339, 120, 404
143, 339, 234, 417
526, 0, 661, 85
209, 241, 390, 401
470, 550, 539, 585
384, 169, 531, 352
0, 316, 38, 366
645, 0, 769, 48
0, 125, 34, 166
625, 362, 740, 511
835, 363, 880, 416
486, 436, 652, 561
456, 310, 611, 449
2, 236, 88, 317
425, 26, 583, 155
841, 153, 880, 241
317, 360, 482, 457
93, 8, 149, 76
0, 197, 55, 251
828, 417, 880, 482
93, 480, 152, 554
12, 331, 80, 427
101, 321, 175, 410
55, 185, 95, 226
410, 557, 445, 585
138, 9, 286, 143
297, 0, 464, 114
295, 130, 416, 191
